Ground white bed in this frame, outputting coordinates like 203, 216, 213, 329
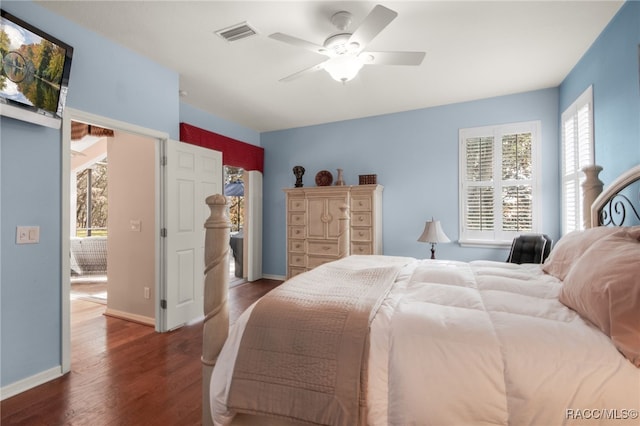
201, 165, 640, 426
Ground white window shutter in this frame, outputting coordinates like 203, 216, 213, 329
459, 121, 541, 246
561, 86, 594, 234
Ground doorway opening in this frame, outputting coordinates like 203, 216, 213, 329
69, 122, 111, 305
224, 165, 245, 287
67, 118, 157, 324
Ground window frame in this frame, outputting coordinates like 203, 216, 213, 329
561, 86, 594, 235
459, 120, 542, 247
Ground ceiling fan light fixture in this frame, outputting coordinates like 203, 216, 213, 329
324, 55, 364, 83
324, 33, 356, 55
271, 5, 424, 83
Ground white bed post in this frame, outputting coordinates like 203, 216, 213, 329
338, 203, 350, 257
582, 165, 604, 228
203, 194, 231, 426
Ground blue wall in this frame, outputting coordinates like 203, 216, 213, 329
262, 88, 560, 276
0, 0, 176, 388
560, 1, 640, 184
1, 120, 63, 386
261, 1, 640, 277
0, 1, 253, 390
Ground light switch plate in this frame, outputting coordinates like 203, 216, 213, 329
16, 226, 40, 244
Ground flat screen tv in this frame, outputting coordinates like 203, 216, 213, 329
0, 9, 73, 129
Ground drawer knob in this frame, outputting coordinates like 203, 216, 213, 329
358, 247, 364, 252
359, 216, 364, 222
359, 201, 363, 206
295, 244, 301, 249
359, 231, 364, 236
295, 230, 300, 235
323, 246, 330, 251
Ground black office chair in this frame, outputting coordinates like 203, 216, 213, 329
506, 234, 553, 264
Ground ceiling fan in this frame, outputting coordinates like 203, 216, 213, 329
269, 4, 425, 83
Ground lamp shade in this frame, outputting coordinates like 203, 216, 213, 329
418, 219, 451, 244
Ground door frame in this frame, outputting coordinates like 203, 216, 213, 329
61, 108, 169, 373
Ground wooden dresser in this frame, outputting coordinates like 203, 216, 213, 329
283, 185, 383, 278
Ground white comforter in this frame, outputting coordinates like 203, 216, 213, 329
212, 259, 640, 425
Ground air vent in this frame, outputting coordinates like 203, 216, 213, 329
215, 22, 258, 42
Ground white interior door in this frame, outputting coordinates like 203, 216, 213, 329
244, 170, 263, 281
163, 139, 222, 331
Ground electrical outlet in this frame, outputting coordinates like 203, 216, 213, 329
130, 219, 142, 232
144, 287, 150, 299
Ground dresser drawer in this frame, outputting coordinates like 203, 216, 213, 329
307, 256, 335, 269
288, 239, 305, 253
289, 253, 306, 267
289, 212, 305, 226
307, 240, 339, 256
288, 267, 306, 278
351, 242, 373, 255
288, 226, 305, 239
351, 212, 371, 227
351, 196, 372, 211
351, 227, 372, 242
288, 198, 306, 211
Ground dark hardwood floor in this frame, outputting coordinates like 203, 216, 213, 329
1, 279, 282, 426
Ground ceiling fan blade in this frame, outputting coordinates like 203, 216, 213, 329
348, 5, 398, 52
279, 61, 327, 82
269, 32, 328, 56
362, 51, 426, 66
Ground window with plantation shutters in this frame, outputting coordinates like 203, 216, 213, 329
459, 121, 541, 246
561, 86, 594, 234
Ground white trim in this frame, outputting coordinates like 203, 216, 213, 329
0, 103, 61, 129
245, 170, 263, 281
104, 308, 155, 327
0, 366, 62, 401
61, 108, 169, 374
262, 273, 286, 281
458, 239, 513, 248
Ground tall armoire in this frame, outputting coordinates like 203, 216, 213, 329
283, 184, 383, 278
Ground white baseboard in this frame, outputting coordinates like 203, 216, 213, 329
104, 308, 155, 326
261, 273, 285, 281
1, 366, 62, 401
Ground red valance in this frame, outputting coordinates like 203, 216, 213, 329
179, 123, 264, 173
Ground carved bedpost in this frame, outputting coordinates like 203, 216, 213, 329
582, 165, 604, 228
338, 203, 350, 258
202, 194, 231, 426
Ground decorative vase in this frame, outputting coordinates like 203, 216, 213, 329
335, 168, 345, 186
293, 165, 305, 188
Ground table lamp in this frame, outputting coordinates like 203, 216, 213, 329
418, 218, 451, 259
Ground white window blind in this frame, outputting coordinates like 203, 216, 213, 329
561, 86, 594, 234
459, 121, 541, 246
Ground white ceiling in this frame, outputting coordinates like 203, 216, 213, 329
37, 1, 624, 133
